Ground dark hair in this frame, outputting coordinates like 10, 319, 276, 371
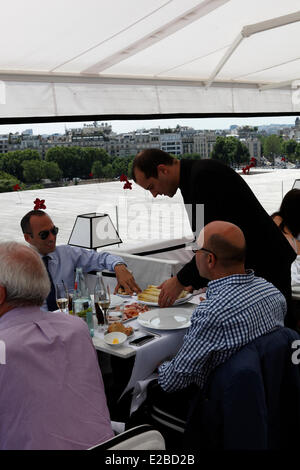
20, 210, 48, 234
272, 189, 300, 238
208, 233, 246, 267
132, 149, 175, 181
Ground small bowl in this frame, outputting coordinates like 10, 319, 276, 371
103, 332, 127, 347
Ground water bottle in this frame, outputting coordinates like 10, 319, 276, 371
73, 267, 94, 337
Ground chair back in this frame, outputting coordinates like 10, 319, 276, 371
184, 327, 300, 450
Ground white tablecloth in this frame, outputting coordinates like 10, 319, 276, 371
121, 317, 189, 395
94, 297, 200, 414
120, 295, 205, 413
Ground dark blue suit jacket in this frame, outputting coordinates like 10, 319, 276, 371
184, 327, 300, 450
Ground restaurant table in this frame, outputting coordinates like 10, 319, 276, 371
93, 309, 193, 383
92, 300, 198, 363
92, 295, 203, 416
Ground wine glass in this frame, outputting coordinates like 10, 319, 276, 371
95, 285, 111, 331
55, 283, 69, 314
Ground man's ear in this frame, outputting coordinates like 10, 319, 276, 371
24, 233, 31, 243
157, 164, 168, 175
0, 285, 6, 305
207, 253, 216, 268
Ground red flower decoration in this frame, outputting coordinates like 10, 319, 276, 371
120, 174, 132, 190
13, 184, 21, 191
33, 198, 46, 210
123, 181, 132, 190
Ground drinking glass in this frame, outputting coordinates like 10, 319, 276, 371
55, 283, 69, 314
68, 289, 74, 313
107, 305, 124, 325
95, 285, 111, 331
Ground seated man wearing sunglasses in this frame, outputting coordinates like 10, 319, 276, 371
21, 210, 141, 311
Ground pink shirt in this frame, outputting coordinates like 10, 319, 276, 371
0, 306, 114, 450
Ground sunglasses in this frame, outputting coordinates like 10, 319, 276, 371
38, 226, 59, 240
192, 247, 217, 259
28, 226, 59, 240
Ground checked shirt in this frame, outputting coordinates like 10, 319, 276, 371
158, 270, 286, 392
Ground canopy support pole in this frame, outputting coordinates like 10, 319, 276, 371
205, 10, 300, 89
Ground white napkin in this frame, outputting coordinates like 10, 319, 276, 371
122, 325, 186, 396
111, 420, 126, 434
129, 373, 158, 415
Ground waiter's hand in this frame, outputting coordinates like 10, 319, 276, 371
114, 264, 141, 295
158, 276, 185, 307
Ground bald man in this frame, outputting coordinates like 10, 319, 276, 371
157, 221, 286, 394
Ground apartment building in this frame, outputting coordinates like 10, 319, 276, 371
160, 133, 182, 155
0, 123, 266, 161
193, 131, 218, 158
289, 117, 300, 143
0, 135, 8, 154
239, 137, 261, 161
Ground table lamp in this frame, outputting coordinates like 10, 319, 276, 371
68, 212, 122, 250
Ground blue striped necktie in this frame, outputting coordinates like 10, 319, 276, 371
42, 256, 57, 311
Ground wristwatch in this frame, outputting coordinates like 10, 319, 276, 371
114, 262, 127, 268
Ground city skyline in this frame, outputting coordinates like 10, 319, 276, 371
0, 115, 298, 136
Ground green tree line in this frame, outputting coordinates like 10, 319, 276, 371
0, 147, 135, 192
0, 135, 299, 192
210, 136, 250, 167
260, 135, 300, 162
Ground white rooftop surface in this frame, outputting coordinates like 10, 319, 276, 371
0, 168, 299, 250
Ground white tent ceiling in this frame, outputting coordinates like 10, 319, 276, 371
0, 0, 300, 120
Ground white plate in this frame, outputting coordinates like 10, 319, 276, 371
137, 292, 193, 307
137, 307, 192, 330
103, 332, 127, 347
116, 293, 137, 299
110, 295, 125, 308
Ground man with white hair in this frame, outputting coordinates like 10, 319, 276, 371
0, 241, 114, 450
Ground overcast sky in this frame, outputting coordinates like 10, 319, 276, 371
0, 115, 298, 135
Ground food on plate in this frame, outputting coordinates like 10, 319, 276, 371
112, 338, 119, 344
107, 322, 133, 336
137, 285, 189, 303
123, 302, 149, 321
117, 286, 130, 295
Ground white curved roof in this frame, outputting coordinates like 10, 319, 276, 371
1, 0, 300, 119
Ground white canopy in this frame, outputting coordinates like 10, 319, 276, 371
1, 0, 300, 120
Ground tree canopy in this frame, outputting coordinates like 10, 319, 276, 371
260, 135, 282, 158
0, 149, 40, 180
210, 136, 249, 166
0, 170, 21, 193
46, 146, 113, 179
